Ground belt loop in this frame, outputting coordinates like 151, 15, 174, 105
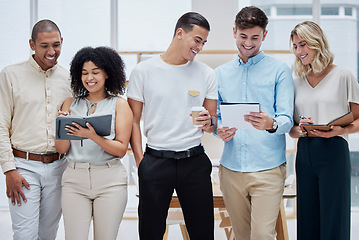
26, 151, 29, 161
73, 162, 76, 169
186, 150, 191, 158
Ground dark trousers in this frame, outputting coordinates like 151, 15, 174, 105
296, 136, 351, 240
138, 152, 214, 240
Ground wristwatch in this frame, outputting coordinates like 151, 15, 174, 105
266, 119, 278, 133
210, 116, 215, 127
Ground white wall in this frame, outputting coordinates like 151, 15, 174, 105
0, 175, 6, 208
192, 0, 238, 51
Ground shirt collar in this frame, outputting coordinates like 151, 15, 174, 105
29, 55, 58, 74
237, 51, 265, 66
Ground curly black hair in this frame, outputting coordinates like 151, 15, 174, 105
70, 46, 126, 98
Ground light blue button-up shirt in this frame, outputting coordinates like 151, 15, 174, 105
215, 51, 294, 172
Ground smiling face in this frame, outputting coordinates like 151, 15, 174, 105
177, 25, 209, 63
233, 26, 267, 63
292, 34, 315, 66
81, 61, 108, 95
29, 31, 62, 71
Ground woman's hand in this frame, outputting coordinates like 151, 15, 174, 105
297, 117, 314, 137
57, 110, 69, 117
65, 122, 98, 140
309, 126, 344, 138
299, 117, 345, 138
55, 97, 73, 154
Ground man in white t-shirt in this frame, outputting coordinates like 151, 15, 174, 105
127, 12, 218, 240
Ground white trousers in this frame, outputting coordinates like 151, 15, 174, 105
61, 160, 128, 240
9, 157, 68, 240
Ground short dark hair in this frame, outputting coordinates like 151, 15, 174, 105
31, 19, 61, 42
173, 12, 210, 37
235, 6, 268, 31
70, 46, 126, 98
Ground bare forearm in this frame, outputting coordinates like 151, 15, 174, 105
130, 123, 143, 166
127, 98, 144, 166
55, 139, 70, 154
203, 98, 217, 133
91, 135, 129, 158
289, 125, 300, 138
203, 116, 217, 133
342, 119, 359, 135
343, 102, 359, 135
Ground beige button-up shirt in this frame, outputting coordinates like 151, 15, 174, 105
0, 56, 72, 173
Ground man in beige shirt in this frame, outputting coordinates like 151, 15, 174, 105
0, 20, 71, 239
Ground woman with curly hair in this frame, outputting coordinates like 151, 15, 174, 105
55, 46, 133, 240
289, 21, 359, 240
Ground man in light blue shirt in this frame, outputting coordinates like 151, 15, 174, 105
215, 6, 294, 240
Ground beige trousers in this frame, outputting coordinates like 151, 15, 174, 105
61, 160, 128, 240
219, 164, 286, 240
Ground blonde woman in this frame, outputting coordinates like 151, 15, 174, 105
289, 21, 359, 240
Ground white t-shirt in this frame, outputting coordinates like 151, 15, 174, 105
127, 55, 218, 151
293, 66, 359, 141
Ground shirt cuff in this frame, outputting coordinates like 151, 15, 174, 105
1, 161, 16, 174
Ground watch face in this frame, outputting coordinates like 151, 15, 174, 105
273, 120, 278, 129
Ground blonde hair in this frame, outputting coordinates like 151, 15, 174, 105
290, 21, 334, 77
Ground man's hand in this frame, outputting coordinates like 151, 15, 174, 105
5, 170, 30, 206
244, 110, 273, 131
217, 126, 237, 142
191, 109, 211, 129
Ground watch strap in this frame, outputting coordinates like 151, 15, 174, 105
266, 119, 278, 133
210, 116, 215, 126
